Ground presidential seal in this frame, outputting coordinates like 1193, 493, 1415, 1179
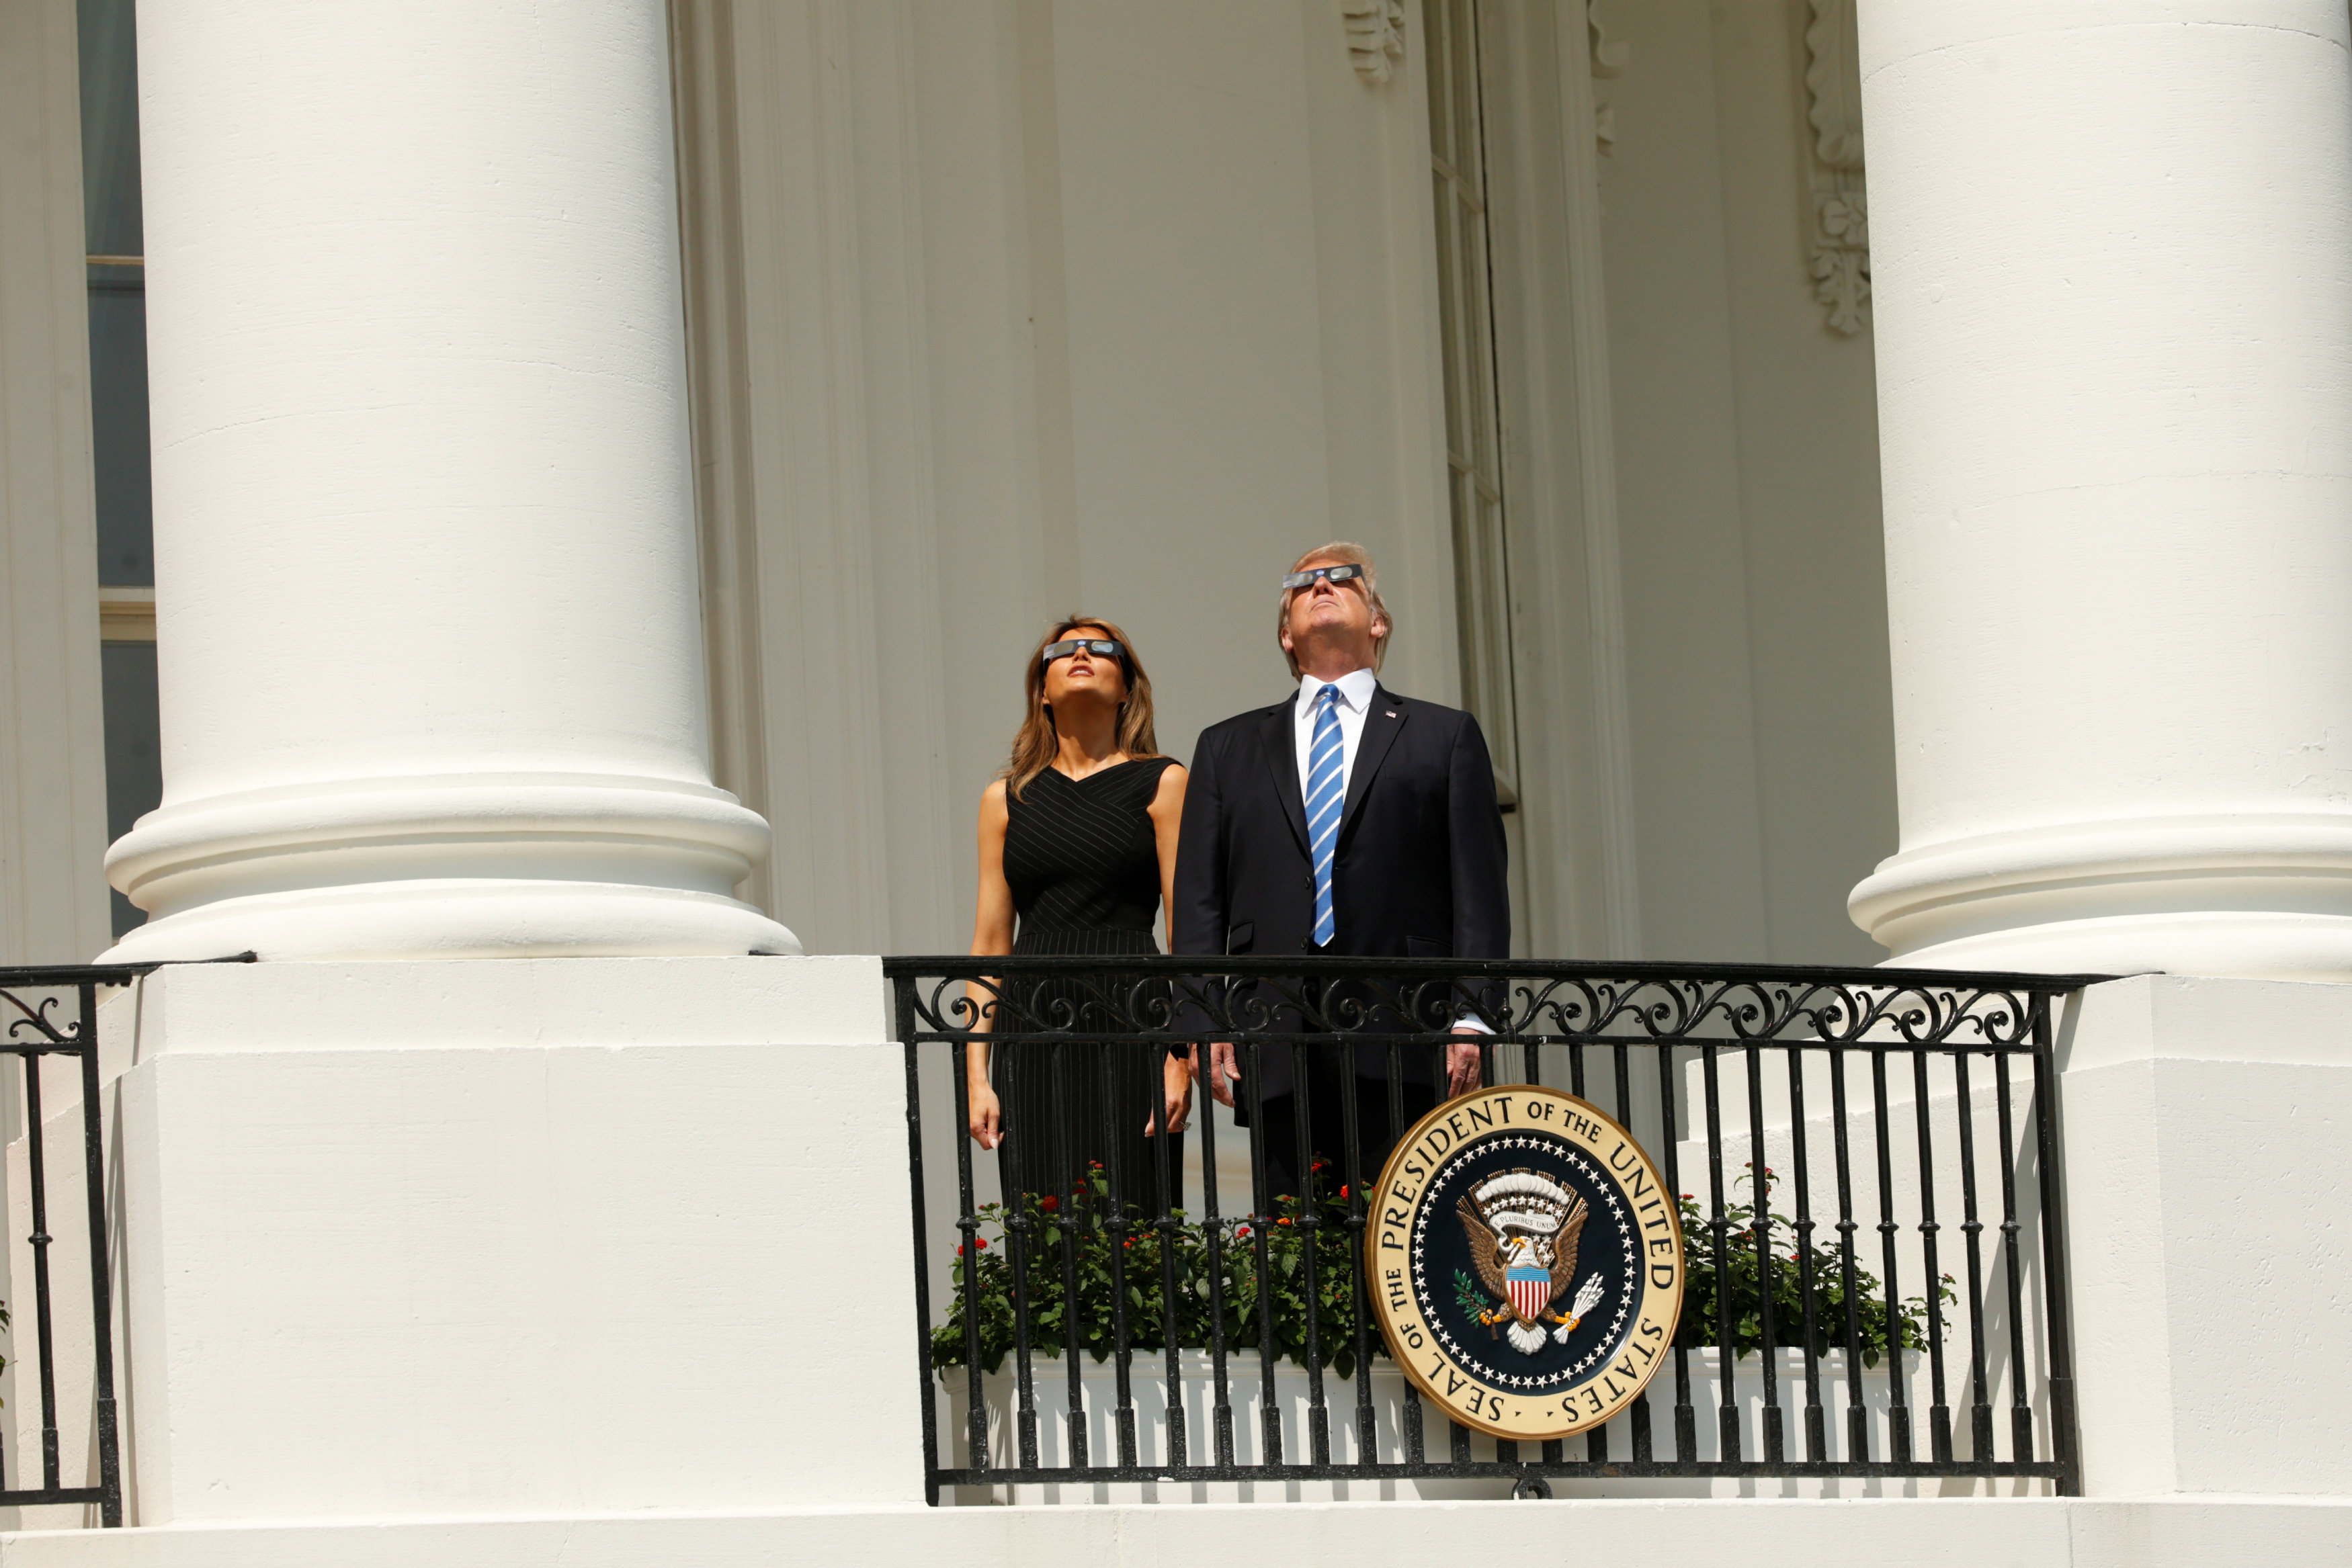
1365, 1085, 1684, 1442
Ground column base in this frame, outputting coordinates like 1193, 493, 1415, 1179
102, 774, 797, 961
1858, 910, 2352, 980
1848, 814, 2352, 978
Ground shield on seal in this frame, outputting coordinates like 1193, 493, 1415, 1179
1506, 1265, 1550, 1322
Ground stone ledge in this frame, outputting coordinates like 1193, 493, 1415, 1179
107, 953, 886, 1056
3, 1497, 2347, 1568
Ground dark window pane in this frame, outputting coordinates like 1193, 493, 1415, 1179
78, 0, 142, 258
81, 0, 151, 587
100, 643, 161, 938
88, 273, 152, 586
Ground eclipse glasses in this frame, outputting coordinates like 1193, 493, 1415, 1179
1281, 562, 1368, 591
1041, 638, 1126, 664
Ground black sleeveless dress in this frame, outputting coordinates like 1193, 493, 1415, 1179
995, 756, 1179, 1210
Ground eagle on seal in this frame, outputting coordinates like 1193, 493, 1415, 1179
1458, 1169, 1609, 1354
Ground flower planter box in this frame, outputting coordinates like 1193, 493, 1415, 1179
936, 1346, 1965, 1504
939, 1350, 1505, 1503
1649, 1346, 1929, 1465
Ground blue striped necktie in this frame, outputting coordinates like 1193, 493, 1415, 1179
1307, 684, 1344, 947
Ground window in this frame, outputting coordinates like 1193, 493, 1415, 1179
1422, 0, 1519, 811
79, 0, 159, 937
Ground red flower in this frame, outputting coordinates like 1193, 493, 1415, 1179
1339, 1184, 1349, 1198
975, 1237, 988, 1250
1041, 1194, 1059, 1213
1236, 1225, 1251, 1238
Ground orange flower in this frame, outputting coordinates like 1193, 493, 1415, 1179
1278, 1217, 1294, 1227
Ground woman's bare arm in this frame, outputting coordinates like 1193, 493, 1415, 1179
1146, 763, 1193, 1133
966, 779, 1015, 1147
1148, 762, 1188, 951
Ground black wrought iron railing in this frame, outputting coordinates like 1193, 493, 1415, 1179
0, 963, 176, 1527
890, 956, 2107, 1503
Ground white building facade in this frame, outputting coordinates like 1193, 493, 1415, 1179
0, 0, 2345, 1562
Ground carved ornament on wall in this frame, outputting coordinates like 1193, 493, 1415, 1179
1343, 0, 1405, 83
1589, 1, 1629, 155
1804, 0, 1870, 335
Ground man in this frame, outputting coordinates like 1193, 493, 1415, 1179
1172, 542, 1509, 1200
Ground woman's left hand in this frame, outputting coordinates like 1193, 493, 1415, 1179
1148, 1051, 1195, 1135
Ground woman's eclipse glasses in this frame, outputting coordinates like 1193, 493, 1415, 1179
1281, 562, 1367, 591
1041, 638, 1125, 664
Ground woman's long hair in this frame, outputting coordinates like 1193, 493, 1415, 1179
1003, 615, 1161, 801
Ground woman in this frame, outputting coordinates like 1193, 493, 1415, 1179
964, 617, 1193, 1209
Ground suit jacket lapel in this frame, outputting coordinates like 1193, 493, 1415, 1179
1259, 699, 1310, 855
1339, 685, 1408, 841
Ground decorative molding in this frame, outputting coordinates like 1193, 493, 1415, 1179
1804, 0, 1870, 335
0, 0, 116, 963
669, 0, 957, 953
97, 586, 156, 644
1587, 3, 1628, 155
1587, 6, 1628, 78
1478, 0, 1640, 957
1342, 0, 1404, 83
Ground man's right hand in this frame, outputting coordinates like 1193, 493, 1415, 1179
1190, 1042, 1243, 1108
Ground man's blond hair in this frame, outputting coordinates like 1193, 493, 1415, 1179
1277, 541, 1392, 678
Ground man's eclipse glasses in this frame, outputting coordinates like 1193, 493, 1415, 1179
1281, 563, 1368, 591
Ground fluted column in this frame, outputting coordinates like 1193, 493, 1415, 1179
106, 1, 796, 960
1849, 1, 2352, 977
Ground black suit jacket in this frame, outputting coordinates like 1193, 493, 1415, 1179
1172, 682, 1509, 1096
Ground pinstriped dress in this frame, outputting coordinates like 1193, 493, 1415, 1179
995, 756, 1177, 1209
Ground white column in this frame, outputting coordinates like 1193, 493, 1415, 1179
1849, 1, 2352, 977
103, 0, 796, 961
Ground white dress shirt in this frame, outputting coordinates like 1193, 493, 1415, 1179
1293, 666, 1381, 802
